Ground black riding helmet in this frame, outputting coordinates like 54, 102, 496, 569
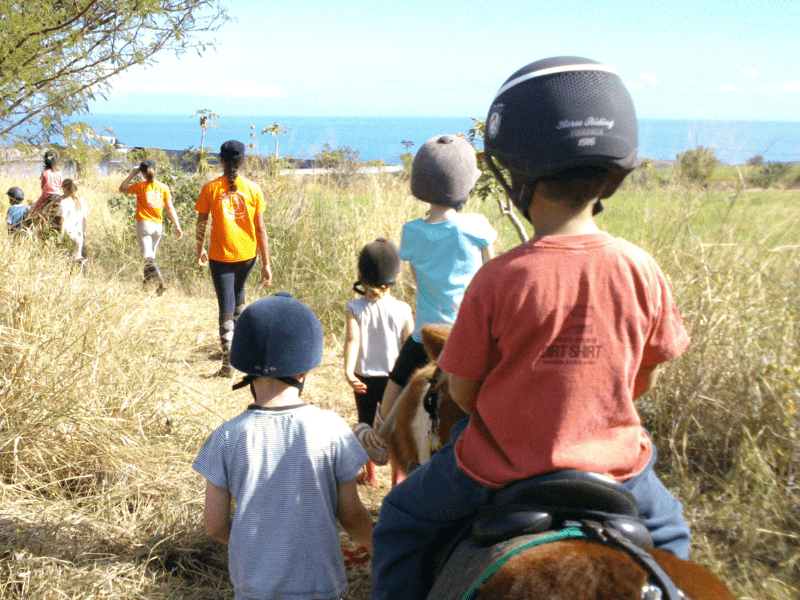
6, 187, 24, 203
353, 237, 401, 295
483, 56, 639, 220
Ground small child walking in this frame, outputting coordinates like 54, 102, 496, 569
59, 179, 88, 265
345, 238, 413, 487
357, 135, 497, 472
6, 187, 29, 236
193, 292, 373, 600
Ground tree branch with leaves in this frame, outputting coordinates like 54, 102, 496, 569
467, 119, 529, 243
0, 0, 230, 148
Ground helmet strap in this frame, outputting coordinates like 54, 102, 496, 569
275, 375, 305, 395
233, 374, 305, 396
486, 154, 534, 221
484, 154, 514, 200
352, 281, 366, 295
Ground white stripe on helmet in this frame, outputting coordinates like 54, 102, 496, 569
493, 63, 619, 101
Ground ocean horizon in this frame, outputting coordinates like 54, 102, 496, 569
72, 114, 800, 167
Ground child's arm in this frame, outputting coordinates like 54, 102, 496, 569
481, 244, 495, 263
119, 167, 139, 193
401, 314, 413, 344
633, 364, 661, 399
446, 373, 481, 414
344, 311, 367, 394
336, 479, 373, 552
203, 480, 232, 544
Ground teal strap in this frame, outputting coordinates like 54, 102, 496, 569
461, 527, 587, 600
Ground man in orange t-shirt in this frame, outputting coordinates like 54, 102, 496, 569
371, 58, 691, 600
195, 140, 272, 377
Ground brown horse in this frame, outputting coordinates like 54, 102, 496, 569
378, 326, 464, 476
380, 326, 737, 600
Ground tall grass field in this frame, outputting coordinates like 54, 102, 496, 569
0, 161, 797, 599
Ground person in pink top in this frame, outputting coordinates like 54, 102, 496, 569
370, 57, 691, 600
33, 151, 63, 213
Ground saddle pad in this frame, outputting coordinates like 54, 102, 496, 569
426, 527, 586, 600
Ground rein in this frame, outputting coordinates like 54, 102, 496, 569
423, 369, 444, 452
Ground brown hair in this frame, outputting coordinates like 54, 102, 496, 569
62, 179, 84, 212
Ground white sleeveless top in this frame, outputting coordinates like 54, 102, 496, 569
346, 295, 412, 377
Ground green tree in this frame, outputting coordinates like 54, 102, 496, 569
467, 119, 529, 243
261, 122, 291, 158
0, 1, 229, 147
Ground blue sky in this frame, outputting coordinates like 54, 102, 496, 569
91, 0, 800, 121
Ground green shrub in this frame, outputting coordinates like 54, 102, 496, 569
676, 146, 718, 185
748, 161, 791, 188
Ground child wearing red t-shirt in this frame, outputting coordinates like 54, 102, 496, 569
371, 57, 691, 600
33, 151, 63, 213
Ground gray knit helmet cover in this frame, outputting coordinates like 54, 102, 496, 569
410, 134, 481, 207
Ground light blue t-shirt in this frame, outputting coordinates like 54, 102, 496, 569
192, 404, 368, 600
399, 213, 497, 341
6, 205, 29, 231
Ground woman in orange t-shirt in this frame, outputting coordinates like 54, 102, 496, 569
119, 160, 183, 295
195, 140, 272, 376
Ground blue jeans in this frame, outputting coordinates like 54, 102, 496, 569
370, 419, 690, 600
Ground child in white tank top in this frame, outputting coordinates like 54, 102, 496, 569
344, 239, 412, 487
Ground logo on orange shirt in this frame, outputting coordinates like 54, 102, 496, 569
221, 192, 247, 220
144, 189, 164, 209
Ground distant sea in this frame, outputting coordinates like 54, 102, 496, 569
74, 114, 800, 166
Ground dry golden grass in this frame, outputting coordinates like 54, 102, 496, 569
0, 169, 797, 599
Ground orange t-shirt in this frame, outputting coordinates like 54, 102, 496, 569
129, 181, 172, 223
195, 175, 265, 263
438, 232, 690, 488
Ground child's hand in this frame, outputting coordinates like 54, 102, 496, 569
174, 228, 183, 240
197, 248, 209, 266
346, 375, 367, 394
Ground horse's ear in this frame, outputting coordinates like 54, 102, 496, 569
421, 325, 451, 361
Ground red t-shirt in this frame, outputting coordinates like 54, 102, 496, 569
438, 232, 690, 488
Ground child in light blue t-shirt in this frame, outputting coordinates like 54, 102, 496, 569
6, 187, 29, 236
357, 134, 497, 469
